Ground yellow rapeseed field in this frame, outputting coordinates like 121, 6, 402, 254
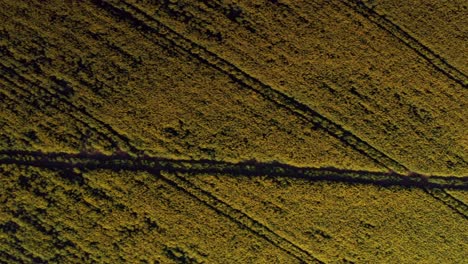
0, 0, 466, 263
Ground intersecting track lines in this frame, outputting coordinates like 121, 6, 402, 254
90, 0, 468, 219
1, 13, 185, 157
2, 149, 468, 219
2, 149, 467, 261
329, 0, 468, 218
92, 0, 408, 174
2, 150, 468, 258
340, 0, 468, 87
3, 7, 320, 256
3, 1, 465, 261
0, 150, 325, 263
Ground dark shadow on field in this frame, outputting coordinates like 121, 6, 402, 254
0, 150, 466, 190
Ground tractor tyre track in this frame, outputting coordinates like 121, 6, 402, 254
424, 188, 468, 219
2, 149, 467, 255
2, 9, 190, 157
340, 0, 467, 87
1, 149, 326, 262
3, 38, 315, 259
0, 75, 99, 145
159, 171, 323, 263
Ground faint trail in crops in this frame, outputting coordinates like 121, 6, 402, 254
2, 12, 182, 157
92, 0, 410, 176
2, 2, 464, 256
3, 150, 468, 261
339, 0, 467, 87
0, 56, 141, 155
2, 149, 467, 234
0, 250, 24, 264
0, 167, 131, 263
160, 171, 323, 263
327, 0, 468, 214
4, 14, 315, 258
0, 13, 145, 155
15, 0, 468, 221
4, 8, 321, 253
0, 234, 37, 264
0, 72, 96, 144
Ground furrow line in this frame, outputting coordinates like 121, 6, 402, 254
0, 63, 117, 150
424, 188, 468, 219
340, 0, 467, 87
0, 72, 98, 144
0, 238, 33, 264
0, 59, 140, 155
0, 250, 26, 264
159, 171, 323, 263
2, 149, 467, 247
6, 211, 99, 263
0, 43, 140, 153
93, 0, 409, 174
0, 232, 44, 264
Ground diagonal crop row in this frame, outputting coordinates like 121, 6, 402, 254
2, 18, 310, 259
3, 1, 465, 258
3, 11, 182, 157
0, 73, 99, 145
340, 0, 467, 87
92, 0, 409, 174
424, 188, 468, 220
0, 165, 144, 263
285, 0, 468, 217
1, 149, 467, 220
